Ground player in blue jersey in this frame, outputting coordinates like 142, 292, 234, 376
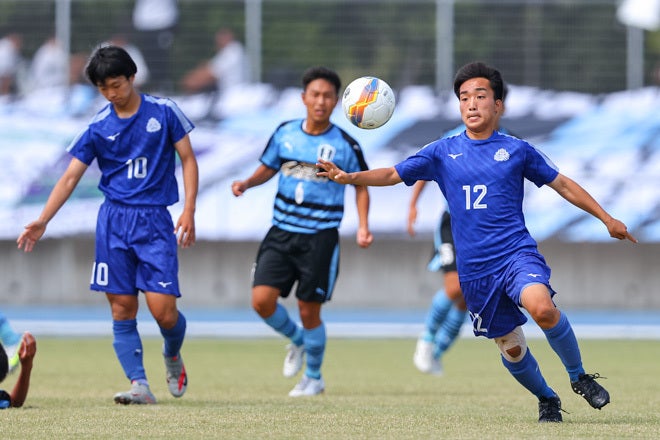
318, 61, 637, 422
409, 91, 513, 376
0, 332, 36, 409
17, 45, 199, 405
232, 66, 373, 397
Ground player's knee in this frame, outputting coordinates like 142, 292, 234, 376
153, 310, 178, 329
530, 305, 559, 329
495, 327, 527, 363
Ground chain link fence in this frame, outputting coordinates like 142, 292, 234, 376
0, 0, 658, 96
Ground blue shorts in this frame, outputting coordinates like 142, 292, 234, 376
460, 251, 555, 339
91, 200, 181, 296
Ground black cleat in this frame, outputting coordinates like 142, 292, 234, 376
571, 373, 610, 409
538, 395, 563, 423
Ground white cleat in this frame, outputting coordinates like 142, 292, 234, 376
113, 381, 157, 405
164, 353, 188, 398
413, 338, 443, 376
283, 343, 304, 378
288, 376, 325, 397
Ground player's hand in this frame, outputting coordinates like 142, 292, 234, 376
17, 220, 47, 252
231, 180, 247, 197
407, 206, 418, 237
175, 210, 196, 248
18, 332, 36, 368
356, 226, 373, 249
605, 217, 637, 243
316, 159, 349, 184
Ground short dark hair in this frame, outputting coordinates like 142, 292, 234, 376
301, 66, 341, 95
85, 45, 137, 86
0, 343, 8, 383
453, 62, 504, 101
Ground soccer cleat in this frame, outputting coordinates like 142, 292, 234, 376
571, 373, 610, 409
288, 376, 325, 397
413, 338, 443, 375
283, 343, 304, 378
164, 353, 188, 398
113, 381, 157, 405
538, 395, 563, 423
5, 342, 20, 374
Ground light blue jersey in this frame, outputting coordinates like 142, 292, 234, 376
395, 130, 558, 280
67, 94, 194, 206
260, 119, 368, 234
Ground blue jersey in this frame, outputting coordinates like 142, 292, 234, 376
67, 94, 194, 206
260, 119, 368, 234
395, 130, 558, 280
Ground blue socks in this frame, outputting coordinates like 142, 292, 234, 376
112, 319, 147, 384
160, 311, 187, 357
543, 311, 585, 382
264, 303, 303, 346
422, 290, 452, 341
435, 306, 467, 357
502, 349, 556, 399
303, 323, 326, 379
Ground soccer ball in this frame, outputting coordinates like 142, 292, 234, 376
342, 76, 396, 129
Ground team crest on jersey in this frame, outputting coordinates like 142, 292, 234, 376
317, 144, 336, 162
494, 148, 510, 162
146, 117, 161, 133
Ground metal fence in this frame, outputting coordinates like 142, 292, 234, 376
0, 0, 658, 96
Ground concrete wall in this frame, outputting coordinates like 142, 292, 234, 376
1, 237, 656, 310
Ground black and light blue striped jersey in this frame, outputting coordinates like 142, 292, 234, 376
67, 94, 194, 206
395, 130, 558, 280
260, 119, 368, 233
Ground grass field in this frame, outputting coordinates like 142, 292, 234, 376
2, 337, 658, 439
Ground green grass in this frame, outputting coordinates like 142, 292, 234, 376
2, 337, 659, 439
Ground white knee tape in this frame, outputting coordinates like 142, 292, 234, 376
494, 326, 527, 363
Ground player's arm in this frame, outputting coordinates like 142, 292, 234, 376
547, 173, 637, 243
407, 180, 428, 237
17, 157, 88, 252
9, 332, 36, 408
316, 159, 403, 186
231, 164, 278, 196
174, 134, 199, 248
354, 185, 373, 248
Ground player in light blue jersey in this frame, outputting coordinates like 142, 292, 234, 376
232, 66, 373, 397
17, 45, 199, 405
0, 311, 22, 374
318, 62, 636, 422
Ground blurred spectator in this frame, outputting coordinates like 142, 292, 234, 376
0, 32, 23, 95
25, 36, 87, 93
27, 36, 69, 91
106, 34, 150, 88
132, 0, 178, 91
180, 28, 249, 95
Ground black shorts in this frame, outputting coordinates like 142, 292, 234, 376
252, 226, 340, 303
438, 211, 457, 273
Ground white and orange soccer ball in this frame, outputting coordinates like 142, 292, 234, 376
342, 76, 396, 129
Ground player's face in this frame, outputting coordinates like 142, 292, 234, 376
458, 77, 503, 140
96, 75, 136, 109
302, 78, 339, 125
